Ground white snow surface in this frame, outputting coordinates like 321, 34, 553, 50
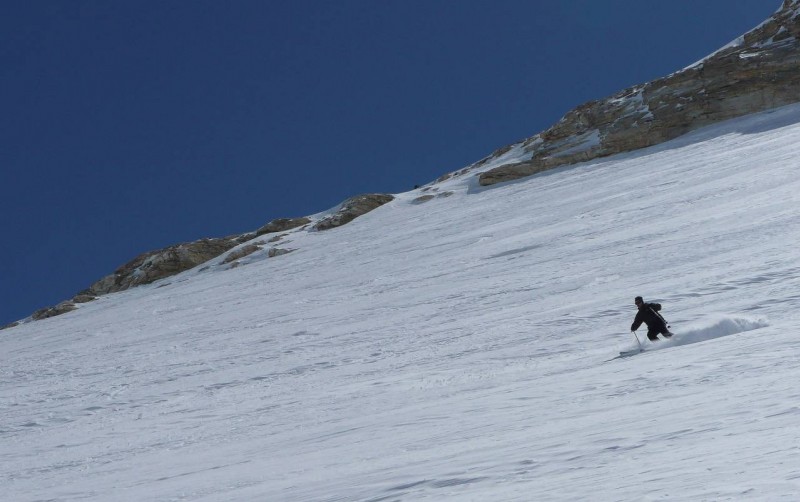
5, 103, 800, 501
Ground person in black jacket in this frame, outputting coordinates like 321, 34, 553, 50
631, 296, 673, 341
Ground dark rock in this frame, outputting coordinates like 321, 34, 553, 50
255, 217, 311, 236
313, 194, 394, 231
233, 233, 257, 244
88, 237, 240, 295
222, 243, 262, 264
413, 191, 454, 204
32, 301, 77, 320
72, 294, 97, 304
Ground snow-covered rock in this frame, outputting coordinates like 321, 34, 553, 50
479, 0, 800, 185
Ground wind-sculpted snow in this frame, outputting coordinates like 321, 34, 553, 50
5, 104, 800, 500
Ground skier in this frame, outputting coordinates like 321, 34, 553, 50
631, 296, 673, 341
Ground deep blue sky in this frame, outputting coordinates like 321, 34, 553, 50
1, 1, 777, 326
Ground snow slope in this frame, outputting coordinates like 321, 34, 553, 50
4, 103, 800, 500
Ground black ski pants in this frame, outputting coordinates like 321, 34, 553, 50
647, 326, 671, 341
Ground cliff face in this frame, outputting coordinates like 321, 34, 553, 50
479, 1, 800, 186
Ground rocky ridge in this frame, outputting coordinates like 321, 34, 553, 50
476, 0, 800, 185
3, 193, 394, 328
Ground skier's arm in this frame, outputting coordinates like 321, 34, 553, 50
631, 312, 643, 331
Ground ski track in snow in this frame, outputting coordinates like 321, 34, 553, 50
5, 104, 800, 500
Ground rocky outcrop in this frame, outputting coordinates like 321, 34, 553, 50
32, 301, 78, 320
17, 194, 394, 325
313, 194, 394, 231
479, 0, 800, 185
255, 217, 310, 236
413, 190, 455, 204
88, 237, 241, 295
413, 195, 436, 204
72, 294, 98, 304
268, 247, 295, 258
222, 243, 263, 265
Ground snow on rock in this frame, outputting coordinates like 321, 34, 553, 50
311, 193, 395, 231
478, 1, 800, 186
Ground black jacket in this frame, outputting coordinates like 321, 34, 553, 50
631, 303, 668, 332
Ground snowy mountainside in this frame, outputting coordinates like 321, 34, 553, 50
4, 104, 800, 500
11, 1, 800, 328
